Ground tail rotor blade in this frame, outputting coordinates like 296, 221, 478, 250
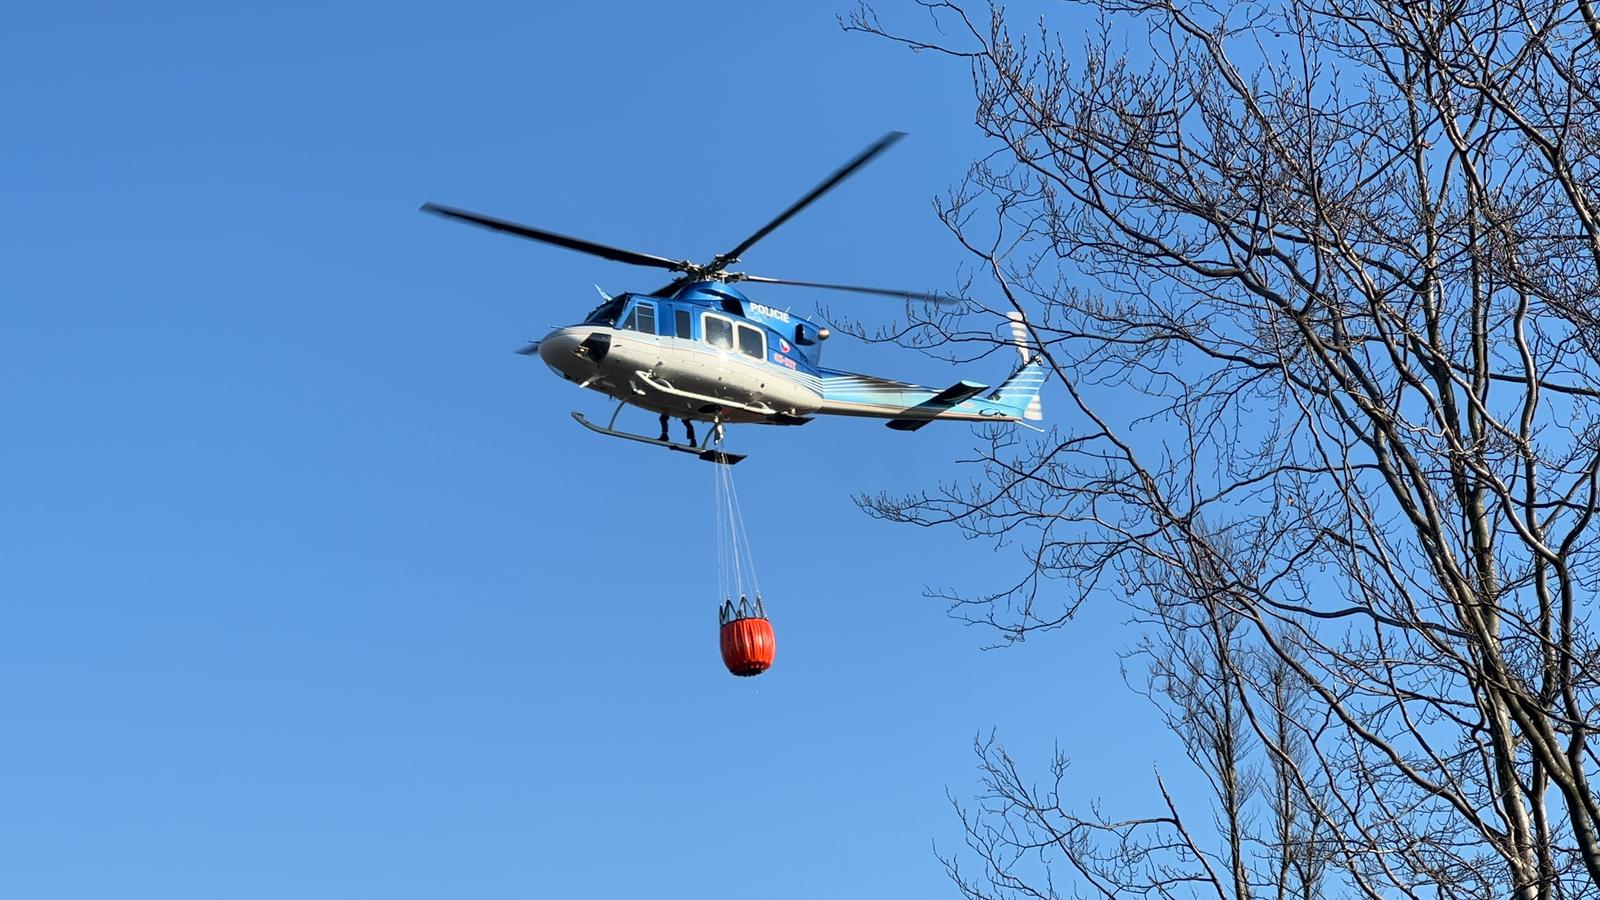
1007, 311, 1031, 363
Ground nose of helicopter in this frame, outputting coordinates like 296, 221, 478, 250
536, 327, 600, 381
537, 329, 579, 367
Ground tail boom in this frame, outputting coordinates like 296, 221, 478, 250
817, 357, 1047, 428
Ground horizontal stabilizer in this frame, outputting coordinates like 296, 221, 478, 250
931, 380, 988, 404
886, 380, 988, 431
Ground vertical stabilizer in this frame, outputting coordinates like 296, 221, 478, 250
1007, 312, 1045, 421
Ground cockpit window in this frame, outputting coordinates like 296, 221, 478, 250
623, 301, 657, 334
583, 298, 626, 326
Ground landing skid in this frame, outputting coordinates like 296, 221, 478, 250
571, 410, 745, 465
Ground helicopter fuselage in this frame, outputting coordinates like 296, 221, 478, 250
538, 282, 826, 425
534, 280, 1048, 434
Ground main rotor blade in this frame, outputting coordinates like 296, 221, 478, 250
737, 274, 963, 305
420, 203, 686, 271
715, 132, 906, 265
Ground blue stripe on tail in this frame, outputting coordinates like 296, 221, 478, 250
987, 357, 1047, 420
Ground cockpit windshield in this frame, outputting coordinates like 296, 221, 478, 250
582, 297, 627, 326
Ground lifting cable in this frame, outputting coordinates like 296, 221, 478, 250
712, 434, 765, 624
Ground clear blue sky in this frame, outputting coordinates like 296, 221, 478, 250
3, 3, 1184, 897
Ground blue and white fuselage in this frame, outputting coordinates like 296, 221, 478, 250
537, 281, 1047, 431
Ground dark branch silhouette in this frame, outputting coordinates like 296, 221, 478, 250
850, 1, 1600, 897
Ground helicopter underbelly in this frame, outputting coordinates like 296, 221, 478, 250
543, 328, 822, 424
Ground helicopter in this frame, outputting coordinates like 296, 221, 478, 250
422, 132, 1046, 464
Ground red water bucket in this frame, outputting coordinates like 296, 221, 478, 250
720, 615, 776, 677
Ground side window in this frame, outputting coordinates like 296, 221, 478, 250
674, 309, 692, 339
704, 315, 733, 349
736, 324, 764, 360
624, 301, 656, 334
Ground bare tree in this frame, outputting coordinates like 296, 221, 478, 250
846, 1, 1600, 897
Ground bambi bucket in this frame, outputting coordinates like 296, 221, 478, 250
719, 616, 776, 677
